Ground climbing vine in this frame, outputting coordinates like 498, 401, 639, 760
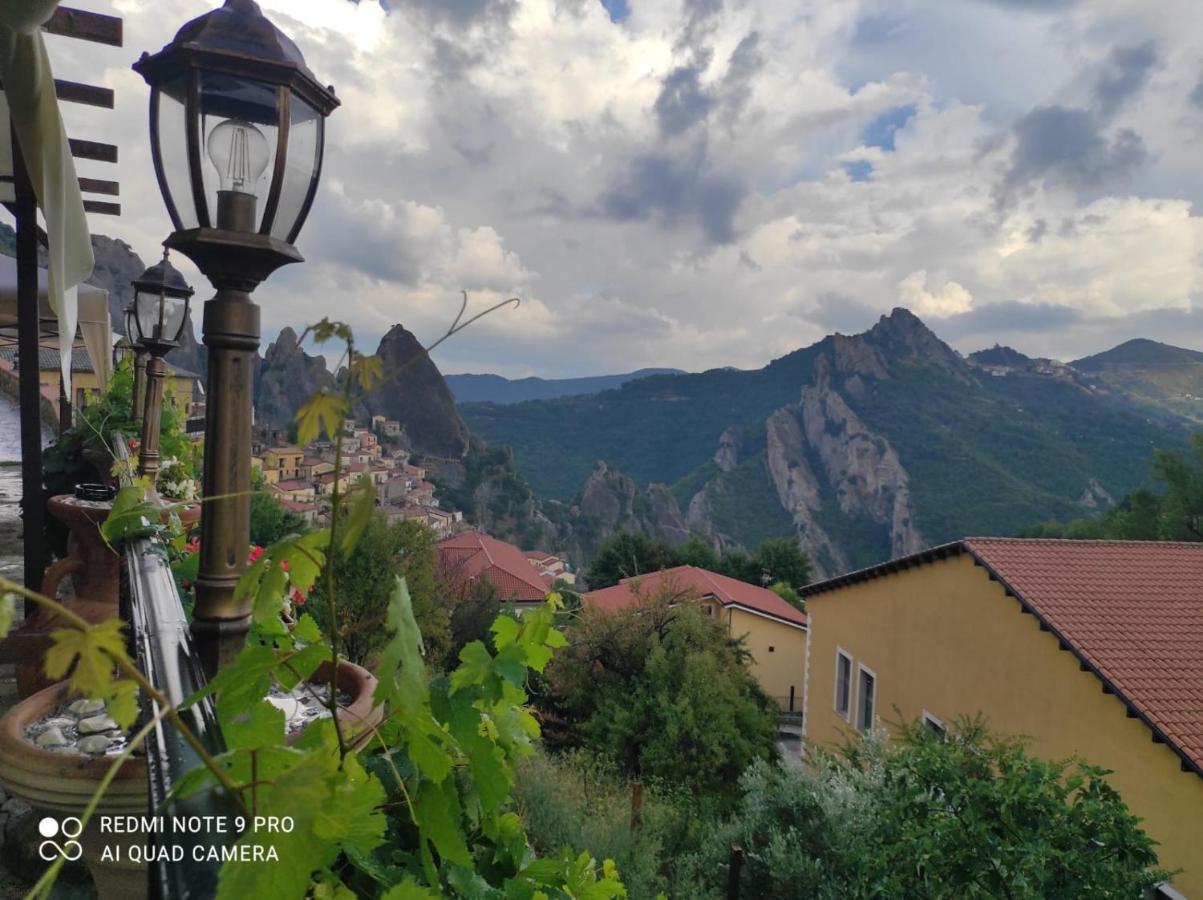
1, 317, 625, 899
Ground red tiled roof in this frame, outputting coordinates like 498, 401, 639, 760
275, 479, 311, 492
802, 537, 1203, 777
963, 538, 1203, 777
437, 531, 551, 602
583, 565, 807, 629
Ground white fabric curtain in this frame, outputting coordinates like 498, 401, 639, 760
0, 0, 95, 396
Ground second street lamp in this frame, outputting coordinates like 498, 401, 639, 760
132, 250, 193, 481
134, 0, 338, 674
124, 303, 149, 424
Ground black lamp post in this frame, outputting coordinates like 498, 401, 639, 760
134, 0, 338, 673
132, 249, 193, 480
123, 303, 149, 425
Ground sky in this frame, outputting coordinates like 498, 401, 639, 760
44, 0, 1203, 377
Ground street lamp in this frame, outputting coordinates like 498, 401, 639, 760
131, 249, 193, 480
134, 0, 338, 673
122, 303, 149, 425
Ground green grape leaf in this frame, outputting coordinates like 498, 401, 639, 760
381, 881, 441, 900
373, 577, 427, 714
415, 775, 471, 867
221, 699, 286, 749
341, 476, 377, 555
490, 615, 520, 650
404, 709, 454, 784
450, 641, 493, 694
105, 679, 139, 729
313, 755, 387, 854
45, 618, 126, 696
293, 612, 324, 644
352, 354, 384, 391
296, 390, 348, 446
0, 592, 15, 639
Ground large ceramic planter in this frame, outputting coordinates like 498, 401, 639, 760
45, 493, 120, 605
0, 683, 147, 900
305, 660, 383, 750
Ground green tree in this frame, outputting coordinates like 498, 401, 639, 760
308, 511, 446, 666
584, 532, 678, 588
681, 718, 1168, 898
248, 468, 308, 546
545, 583, 778, 796
1024, 432, 1203, 541
751, 536, 811, 590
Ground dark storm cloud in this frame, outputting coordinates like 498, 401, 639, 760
655, 59, 716, 136
679, 0, 723, 51
1191, 70, 1203, 110
1092, 42, 1157, 119
720, 31, 764, 117
1000, 106, 1146, 202
975, 0, 1077, 8
803, 293, 881, 335
392, 0, 516, 25
939, 301, 1085, 340
599, 152, 745, 243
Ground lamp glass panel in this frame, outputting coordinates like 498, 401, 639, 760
154, 77, 198, 230
134, 289, 162, 344
162, 294, 189, 343
197, 71, 279, 229
123, 306, 137, 342
269, 96, 322, 242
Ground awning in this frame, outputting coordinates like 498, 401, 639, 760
0, 0, 95, 395
0, 253, 110, 387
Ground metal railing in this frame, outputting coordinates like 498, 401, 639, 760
114, 436, 238, 899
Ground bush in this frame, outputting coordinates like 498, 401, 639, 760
514, 750, 710, 899
677, 719, 1168, 899
543, 582, 779, 797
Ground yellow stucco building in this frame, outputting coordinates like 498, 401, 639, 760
0, 343, 200, 422
583, 565, 809, 713
801, 538, 1203, 898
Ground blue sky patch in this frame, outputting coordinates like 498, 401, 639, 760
844, 160, 873, 182
864, 104, 917, 152
601, 0, 630, 23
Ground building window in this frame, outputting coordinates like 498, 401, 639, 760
856, 664, 876, 733
834, 649, 852, 719
922, 710, 946, 741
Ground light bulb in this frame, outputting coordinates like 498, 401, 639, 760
206, 118, 270, 195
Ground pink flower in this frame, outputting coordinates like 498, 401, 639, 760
248, 545, 265, 563
290, 588, 306, 606
184, 538, 200, 555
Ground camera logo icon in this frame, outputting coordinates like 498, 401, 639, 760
37, 816, 84, 862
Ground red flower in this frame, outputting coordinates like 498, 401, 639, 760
247, 545, 265, 563
184, 538, 200, 555
290, 588, 306, 606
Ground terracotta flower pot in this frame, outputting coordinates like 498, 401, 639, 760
293, 660, 383, 750
0, 683, 147, 900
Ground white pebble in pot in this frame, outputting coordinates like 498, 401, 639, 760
68, 699, 106, 716
77, 735, 113, 755
78, 714, 119, 735
34, 727, 70, 748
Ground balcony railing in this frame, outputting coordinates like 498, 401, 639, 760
114, 436, 238, 899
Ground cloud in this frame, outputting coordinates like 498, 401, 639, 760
655, 59, 716, 136
49, 0, 1203, 380
599, 150, 746, 244
1000, 106, 1147, 201
1092, 41, 1158, 119
897, 271, 974, 318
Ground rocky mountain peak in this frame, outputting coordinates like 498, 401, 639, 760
864, 307, 970, 379
968, 344, 1032, 368
360, 323, 471, 458
256, 326, 333, 428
